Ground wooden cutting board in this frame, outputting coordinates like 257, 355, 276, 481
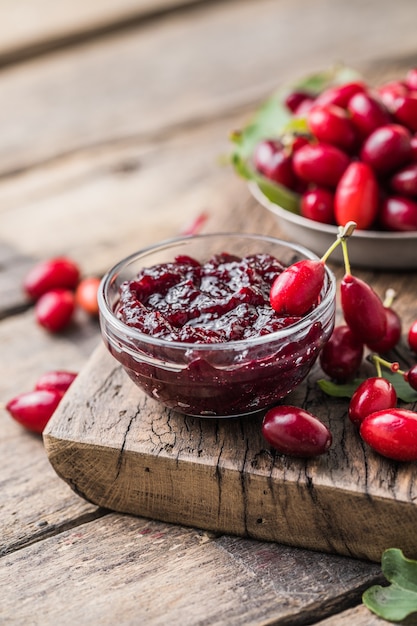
44, 335, 417, 563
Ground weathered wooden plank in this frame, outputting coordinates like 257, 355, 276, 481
0, 0, 416, 176
0, 309, 102, 555
0, 513, 382, 625
316, 604, 395, 626
0, 0, 212, 65
44, 326, 417, 564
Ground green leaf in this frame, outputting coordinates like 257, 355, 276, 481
317, 372, 417, 403
317, 378, 363, 399
363, 549, 417, 622
229, 65, 363, 210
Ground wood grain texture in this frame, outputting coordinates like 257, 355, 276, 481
0, 0, 212, 64
0, 513, 382, 625
316, 604, 394, 626
44, 326, 417, 563
0, 0, 416, 176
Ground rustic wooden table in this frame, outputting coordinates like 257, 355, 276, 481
2, 1, 417, 624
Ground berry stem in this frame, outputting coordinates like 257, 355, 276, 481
383, 288, 397, 308
338, 221, 357, 276
371, 354, 401, 374
320, 220, 357, 265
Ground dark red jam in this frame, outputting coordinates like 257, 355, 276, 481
117, 252, 303, 341
108, 252, 333, 417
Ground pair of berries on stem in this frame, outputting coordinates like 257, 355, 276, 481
263, 222, 417, 462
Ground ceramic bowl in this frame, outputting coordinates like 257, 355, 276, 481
250, 183, 417, 270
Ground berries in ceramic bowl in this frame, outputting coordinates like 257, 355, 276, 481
230, 65, 417, 268
98, 233, 336, 418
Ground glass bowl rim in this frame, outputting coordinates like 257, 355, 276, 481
98, 232, 336, 352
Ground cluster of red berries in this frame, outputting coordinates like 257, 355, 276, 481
24, 257, 101, 332
254, 67, 417, 231
5, 370, 77, 434
262, 225, 417, 462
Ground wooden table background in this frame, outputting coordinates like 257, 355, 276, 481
2, 1, 417, 624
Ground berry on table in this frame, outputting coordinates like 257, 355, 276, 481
35, 288, 76, 333
5, 389, 63, 434
262, 405, 332, 458
348, 377, 397, 427
24, 257, 80, 300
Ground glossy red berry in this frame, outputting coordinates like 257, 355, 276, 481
334, 162, 379, 230
292, 143, 350, 188
360, 124, 412, 174
360, 408, 417, 462
348, 377, 397, 427
389, 163, 417, 197
379, 196, 417, 231
6, 389, 63, 434
35, 370, 78, 394
341, 274, 386, 344
404, 365, 417, 391
377, 80, 409, 109
75, 277, 101, 316
35, 288, 76, 333
253, 140, 297, 190
285, 91, 314, 113
391, 94, 417, 132
23, 257, 80, 301
408, 320, 417, 352
307, 105, 357, 152
270, 259, 325, 316
319, 324, 364, 382
300, 187, 335, 224
367, 306, 402, 353
262, 405, 332, 457
347, 92, 391, 138
315, 81, 365, 108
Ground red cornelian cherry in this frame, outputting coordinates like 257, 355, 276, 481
262, 405, 332, 458
307, 104, 357, 152
292, 143, 350, 188
341, 274, 386, 344
269, 227, 344, 316
24, 257, 80, 300
389, 163, 417, 197
270, 259, 325, 316
314, 80, 365, 108
339, 236, 386, 344
35, 370, 78, 394
284, 90, 314, 113
391, 94, 417, 132
347, 92, 391, 138
35, 288, 76, 332
348, 377, 397, 427
404, 365, 417, 391
300, 187, 335, 224
360, 408, 417, 462
360, 124, 413, 174
334, 162, 379, 230
367, 289, 402, 353
75, 277, 101, 316
377, 80, 409, 109
253, 140, 297, 189
319, 324, 364, 382
379, 196, 417, 231
408, 320, 417, 353
5, 389, 63, 434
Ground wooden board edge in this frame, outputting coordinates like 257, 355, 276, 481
43, 432, 417, 562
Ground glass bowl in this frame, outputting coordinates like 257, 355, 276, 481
98, 233, 336, 418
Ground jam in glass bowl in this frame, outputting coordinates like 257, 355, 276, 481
98, 233, 336, 418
